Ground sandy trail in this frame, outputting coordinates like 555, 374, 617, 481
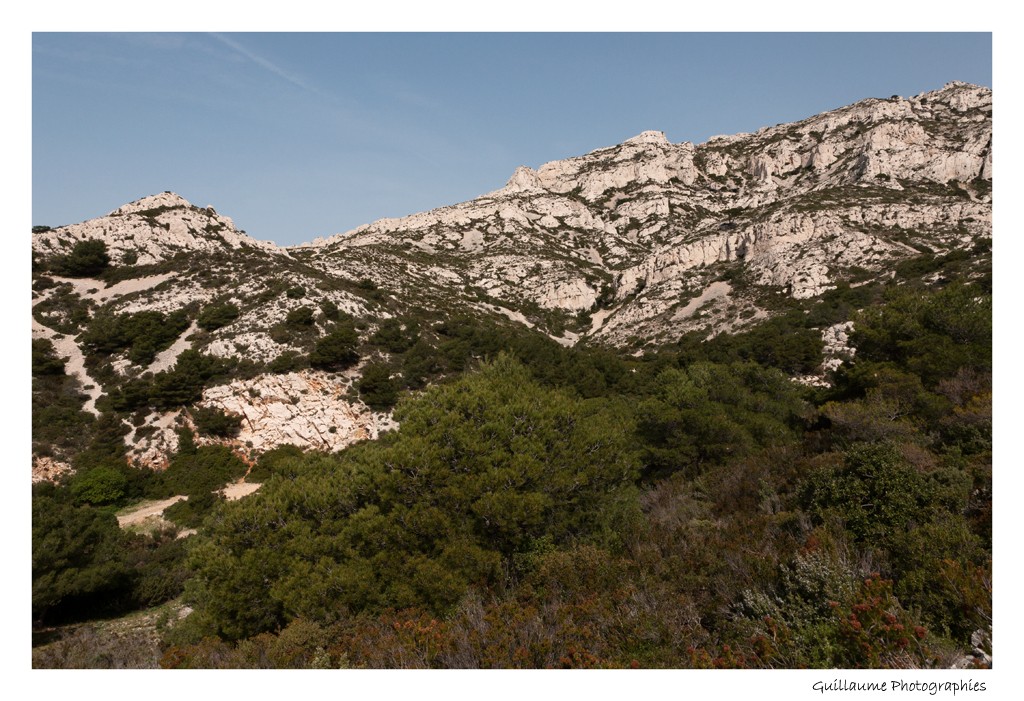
49, 273, 175, 304
32, 273, 177, 416
221, 481, 261, 501
117, 496, 186, 528
115, 481, 263, 531
31, 318, 103, 416
672, 281, 732, 320
146, 321, 197, 374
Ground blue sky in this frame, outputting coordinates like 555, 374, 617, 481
32, 33, 991, 246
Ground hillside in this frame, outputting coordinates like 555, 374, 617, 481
31, 82, 990, 476
31, 81, 993, 670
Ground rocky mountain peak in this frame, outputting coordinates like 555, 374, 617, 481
623, 130, 670, 146
33, 191, 284, 267
499, 165, 546, 195
108, 191, 196, 217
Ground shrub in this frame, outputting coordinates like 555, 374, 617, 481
32, 338, 66, 376
268, 351, 308, 374
309, 323, 359, 370
357, 363, 398, 410
69, 466, 129, 506
197, 302, 240, 331
369, 318, 420, 354
32, 495, 131, 623
192, 406, 243, 438
185, 355, 641, 638
164, 491, 225, 529
799, 444, 946, 545
245, 444, 306, 483
158, 443, 248, 497
319, 299, 342, 322
636, 362, 806, 478
49, 239, 110, 277
286, 306, 315, 327
149, 350, 230, 409
81, 309, 190, 365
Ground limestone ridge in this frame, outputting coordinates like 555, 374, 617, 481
32, 81, 991, 350
299, 82, 990, 345
31, 83, 991, 472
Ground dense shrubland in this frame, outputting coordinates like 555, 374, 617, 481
32, 273, 991, 669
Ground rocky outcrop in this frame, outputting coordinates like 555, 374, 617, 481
199, 370, 397, 453
33, 192, 284, 266
32, 456, 74, 483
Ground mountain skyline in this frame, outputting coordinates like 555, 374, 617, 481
32, 33, 992, 247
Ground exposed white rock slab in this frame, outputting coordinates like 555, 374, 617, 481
33, 456, 74, 483
47, 273, 176, 304
199, 370, 397, 454
673, 281, 732, 320
821, 321, 856, 373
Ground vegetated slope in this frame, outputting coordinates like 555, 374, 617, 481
30, 81, 990, 474
31, 82, 993, 669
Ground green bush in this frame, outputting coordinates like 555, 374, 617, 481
286, 306, 315, 327
185, 355, 641, 639
309, 323, 359, 370
369, 318, 420, 354
32, 494, 130, 623
149, 351, 230, 409
164, 491, 225, 529
268, 351, 308, 374
636, 362, 806, 478
850, 283, 991, 388
197, 302, 240, 331
245, 444, 306, 483
799, 444, 947, 545
157, 443, 248, 498
192, 406, 243, 438
357, 363, 398, 410
32, 338, 66, 376
49, 239, 110, 277
319, 299, 343, 322
69, 466, 129, 506
81, 309, 190, 365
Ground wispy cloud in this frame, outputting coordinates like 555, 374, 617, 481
209, 33, 331, 100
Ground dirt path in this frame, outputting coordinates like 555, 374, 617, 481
145, 320, 197, 374
221, 480, 261, 501
117, 496, 186, 528
116, 480, 263, 531
31, 273, 175, 416
49, 273, 175, 304
31, 318, 103, 416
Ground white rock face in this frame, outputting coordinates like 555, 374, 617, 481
32, 456, 74, 483
200, 370, 397, 453
821, 321, 856, 373
33, 192, 284, 266
127, 411, 184, 470
298, 83, 989, 351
